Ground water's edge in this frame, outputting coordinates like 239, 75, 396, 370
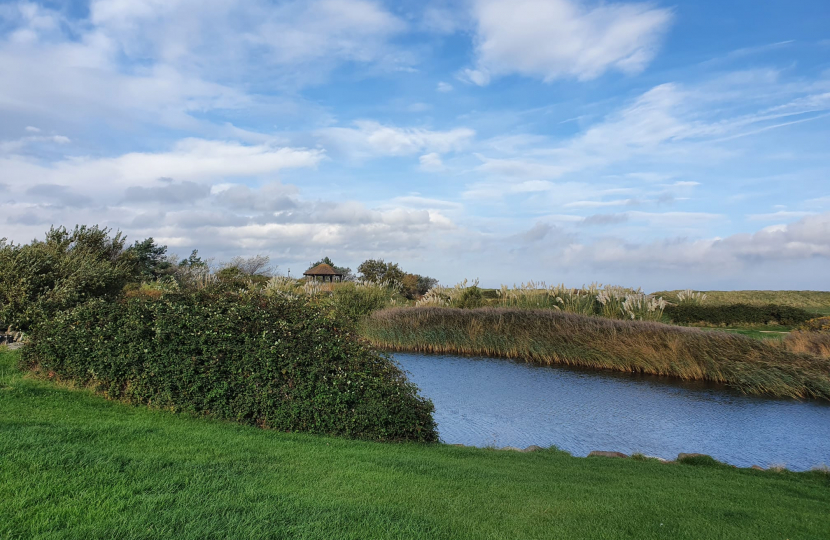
394, 352, 830, 471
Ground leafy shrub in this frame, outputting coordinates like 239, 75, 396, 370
0, 226, 136, 332
357, 259, 405, 288
21, 291, 437, 442
455, 286, 485, 309
799, 317, 830, 332
328, 282, 395, 322
665, 304, 812, 326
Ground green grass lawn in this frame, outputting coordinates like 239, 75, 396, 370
2, 349, 829, 540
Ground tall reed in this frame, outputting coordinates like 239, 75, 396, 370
492, 281, 667, 321
360, 307, 830, 401
783, 331, 830, 359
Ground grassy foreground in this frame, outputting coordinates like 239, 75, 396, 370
360, 307, 830, 400
2, 350, 829, 539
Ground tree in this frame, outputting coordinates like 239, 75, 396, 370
308, 256, 354, 281
179, 250, 206, 268
127, 237, 171, 280
357, 259, 405, 287
0, 225, 135, 332
400, 274, 439, 299
416, 275, 438, 296
223, 255, 273, 276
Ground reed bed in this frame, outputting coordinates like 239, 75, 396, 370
783, 331, 830, 359
360, 307, 830, 401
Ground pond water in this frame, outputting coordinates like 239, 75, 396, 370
394, 353, 830, 471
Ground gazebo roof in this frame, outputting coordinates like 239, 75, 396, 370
303, 263, 343, 276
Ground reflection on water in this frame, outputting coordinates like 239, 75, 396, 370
394, 353, 830, 471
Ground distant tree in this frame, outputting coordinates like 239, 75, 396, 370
416, 275, 438, 296
358, 259, 405, 287
127, 237, 171, 280
223, 255, 274, 276
401, 274, 419, 299
308, 256, 354, 281
179, 249, 206, 268
400, 274, 439, 299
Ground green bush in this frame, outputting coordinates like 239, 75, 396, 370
665, 304, 812, 326
455, 286, 485, 309
21, 291, 437, 442
0, 226, 136, 332
328, 282, 394, 323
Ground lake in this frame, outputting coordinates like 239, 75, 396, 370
394, 352, 830, 471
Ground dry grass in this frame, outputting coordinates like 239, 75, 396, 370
360, 307, 830, 401
783, 331, 830, 359
654, 290, 830, 314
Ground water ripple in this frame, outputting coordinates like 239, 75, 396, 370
394, 353, 830, 470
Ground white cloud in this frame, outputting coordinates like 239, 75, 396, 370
319, 121, 475, 159
88, 0, 405, 69
0, 0, 407, 132
1, 139, 324, 198
436, 81, 453, 92
564, 212, 830, 271
0, 132, 72, 155
565, 199, 633, 208
459, 68, 491, 86
747, 211, 817, 221
467, 0, 673, 84
467, 75, 830, 199
419, 152, 445, 172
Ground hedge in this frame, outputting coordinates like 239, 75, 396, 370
20, 291, 438, 442
665, 303, 813, 326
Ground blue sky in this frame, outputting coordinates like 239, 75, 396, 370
1, 0, 828, 290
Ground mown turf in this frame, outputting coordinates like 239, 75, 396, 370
1, 349, 829, 539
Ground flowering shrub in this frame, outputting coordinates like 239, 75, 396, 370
21, 290, 437, 442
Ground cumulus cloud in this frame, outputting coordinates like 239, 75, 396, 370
124, 179, 212, 204
513, 222, 553, 242
1, 139, 324, 197
565, 212, 830, 271
466, 0, 673, 84
25, 184, 93, 208
217, 182, 299, 213
0, 0, 407, 131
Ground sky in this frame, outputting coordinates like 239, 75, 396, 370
1, 0, 829, 291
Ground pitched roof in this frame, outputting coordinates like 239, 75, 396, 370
303, 263, 342, 276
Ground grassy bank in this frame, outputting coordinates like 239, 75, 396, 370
360, 307, 830, 400
2, 350, 829, 540
654, 290, 830, 315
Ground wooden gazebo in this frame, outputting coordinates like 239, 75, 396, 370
303, 263, 344, 282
